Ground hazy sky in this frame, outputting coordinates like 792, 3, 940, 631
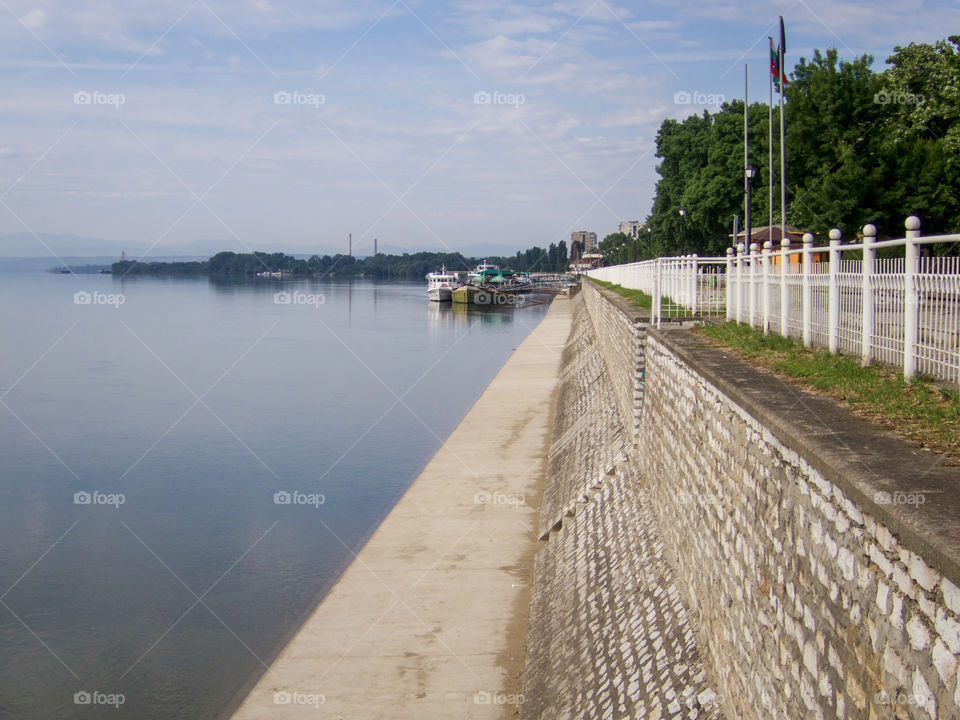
0, 0, 956, 257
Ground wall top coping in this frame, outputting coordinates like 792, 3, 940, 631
584, 280, 652, 324
647, 326, 960, 586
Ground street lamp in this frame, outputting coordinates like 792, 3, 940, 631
679, 208, 686, 253
745, 166, 756, 249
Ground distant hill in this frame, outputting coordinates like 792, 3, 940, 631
0, 256, 207, 273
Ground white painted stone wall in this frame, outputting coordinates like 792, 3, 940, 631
530, 283, 960, 719
638, 333, 960, 719
581, 282, 646, 437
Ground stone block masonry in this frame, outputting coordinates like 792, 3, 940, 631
523, 459, 724, 720
639, 329, 960, 719
581, 280, 649, 437
538, 295, 628, 538
524, 289, 723, 720
523, 279, 960, 720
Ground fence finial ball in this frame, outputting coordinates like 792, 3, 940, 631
829, 228, 842, 242
906, 216, 921, 231
863, 224, 877, 238
726, 247, 734, 256
803, 233, 814, 244
763, 240, 773, 250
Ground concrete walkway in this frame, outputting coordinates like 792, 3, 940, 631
231, 297, 571, 720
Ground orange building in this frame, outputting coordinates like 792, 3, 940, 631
732, 226, 827, 267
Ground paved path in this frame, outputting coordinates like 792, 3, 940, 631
230, 297, 571, 720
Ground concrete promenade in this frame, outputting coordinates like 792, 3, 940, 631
231, 297, 571, 720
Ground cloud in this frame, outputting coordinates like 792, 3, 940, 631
20, 8, 46, 28
0, 0, 955, 251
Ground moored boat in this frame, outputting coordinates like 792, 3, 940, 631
451, 285, 483, 304
425, 267, 461, 302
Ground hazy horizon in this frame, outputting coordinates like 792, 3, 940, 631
1, 0, 956, 266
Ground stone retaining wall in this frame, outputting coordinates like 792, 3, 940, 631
538, 294, 627, 538
639, 329, 960, 720
524, 280, 960, 720
580, 281, 648, 437
523, 459, 723, 720
523, 291, 722, 720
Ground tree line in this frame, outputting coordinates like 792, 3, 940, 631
629, 35, 959, 259
111, 241, 573, 279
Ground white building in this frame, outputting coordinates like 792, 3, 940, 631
618, 220, 645, 238
571, 231, 598, 252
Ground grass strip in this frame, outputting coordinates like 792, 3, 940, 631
587, 278, 653, 309
695, 321, 960, 461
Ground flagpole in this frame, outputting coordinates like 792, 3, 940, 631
744, 64, 750, 250
779, 16, 787, 249
769, 38, 774, 244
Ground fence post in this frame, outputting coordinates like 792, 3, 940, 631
737, 243, 747, 323
903, 215, 921, 380
762, 240, 772, 334
828, 228, 842, 353
749, 242, 759, 328
861, 224, 877, 366
654, 257, 662, 328
664, 257, 672, 314
802, 233, 814, 347
689, 253, 700, 315
726, 248, 734, 322
780, 237, 790, 337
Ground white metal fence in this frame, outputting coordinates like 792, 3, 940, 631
586, 217, 960, 384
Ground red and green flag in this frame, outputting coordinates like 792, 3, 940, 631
770, 17, 788, 87
769, 36, 788, 87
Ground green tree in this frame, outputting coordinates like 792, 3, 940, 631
785, 49, 886, 237
876, 36, 960, 235
645, 37, 960, 254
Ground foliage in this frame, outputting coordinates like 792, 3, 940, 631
599, 232, 655, 264
483, 241, 570, 273
646, 36, 960, 257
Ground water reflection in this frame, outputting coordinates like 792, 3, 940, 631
0, 273, 551, 719
426, 298, 527, 329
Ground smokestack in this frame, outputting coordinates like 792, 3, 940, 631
348, 232, 352, 257
374, 238, 378, 256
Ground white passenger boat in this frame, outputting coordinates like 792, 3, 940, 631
425, 267, 461, 302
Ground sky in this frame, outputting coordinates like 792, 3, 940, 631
0, 0, 957, 258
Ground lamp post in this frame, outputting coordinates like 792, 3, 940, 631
745, 166, 756, 248
679, 208, 686, 253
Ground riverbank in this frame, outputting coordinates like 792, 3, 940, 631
525, 279, 960, 719
229, 297, 571, 719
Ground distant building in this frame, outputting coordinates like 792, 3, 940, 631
571, 231, 598, 252
733, 225, 825, 268
569, 241, 603, 273
618, 221, 645, 238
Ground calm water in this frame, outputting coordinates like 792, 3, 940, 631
0, 273, 551, 719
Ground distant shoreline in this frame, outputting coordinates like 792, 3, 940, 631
108, 247, 572, 281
